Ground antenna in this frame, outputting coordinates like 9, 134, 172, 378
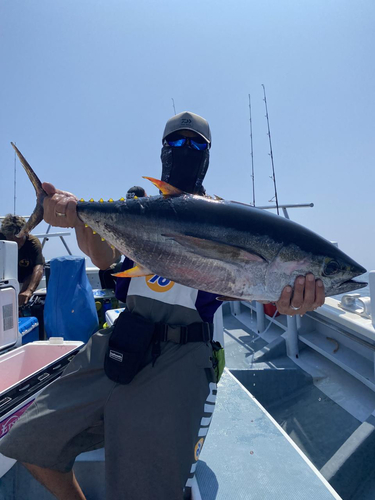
13, 141, 17, 214
248, 94, 255, 206
171, 98, 176, 115
262, 84, 280, 215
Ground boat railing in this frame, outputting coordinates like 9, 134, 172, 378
255, 202, 314, 219
34, 225, 73, 255
227, 202, 375, 391
0, 215, 73, 256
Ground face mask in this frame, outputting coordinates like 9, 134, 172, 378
160, 146, 210, 194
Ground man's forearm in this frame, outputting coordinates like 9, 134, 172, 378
75, 223, 121, 270
21, 265, 44, 294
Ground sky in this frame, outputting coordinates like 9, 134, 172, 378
0, 0, 374, 272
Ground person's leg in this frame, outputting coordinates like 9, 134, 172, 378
104, 341, 217, 500
23, 463, 86, 500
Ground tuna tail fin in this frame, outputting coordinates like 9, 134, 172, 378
11, 142, 47, 236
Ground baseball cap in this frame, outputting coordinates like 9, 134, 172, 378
162, 111, 211, 145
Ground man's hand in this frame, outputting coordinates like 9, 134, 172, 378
19, 289, 33, 307
42, 182, 83, 229
275, 273, 325, 316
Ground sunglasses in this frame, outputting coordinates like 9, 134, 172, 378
165, 134, 209, 151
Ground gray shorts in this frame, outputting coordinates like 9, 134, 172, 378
0, 328, 217, 500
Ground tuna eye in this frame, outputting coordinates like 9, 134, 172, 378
323, 260, 340, 276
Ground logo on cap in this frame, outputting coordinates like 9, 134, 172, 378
181, 119, 192, 125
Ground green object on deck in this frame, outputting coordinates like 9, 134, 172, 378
212, 341, 225, 382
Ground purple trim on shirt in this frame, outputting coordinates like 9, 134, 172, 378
115, 257, 133, 303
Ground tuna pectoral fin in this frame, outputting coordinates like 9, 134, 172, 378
112, 264, 152, 278
216, 296, 242, 301
142, 177, 184, 196
163, 233, 267, 264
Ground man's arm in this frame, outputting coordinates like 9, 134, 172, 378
42, 182, 121, 269
75, 224, 121, 269
19, 264, 44, 306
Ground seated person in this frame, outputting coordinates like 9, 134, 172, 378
0, 214, 44, 306
126, 185, 147, 199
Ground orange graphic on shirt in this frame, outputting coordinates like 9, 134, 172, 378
146, 275, 175, 293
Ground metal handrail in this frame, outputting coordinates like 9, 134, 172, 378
0, 215, 30, 220
0, 215, 73, 256
37, 224, 72, 255
256, 203, 314, 220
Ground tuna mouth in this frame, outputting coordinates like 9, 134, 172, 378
339, 279, 368, 292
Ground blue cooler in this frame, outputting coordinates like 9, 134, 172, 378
19, 317, 39, 344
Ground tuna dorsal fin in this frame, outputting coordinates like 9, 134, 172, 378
162, 233, 267, 264
142, 177, 184, 196
112, 264, 152, 278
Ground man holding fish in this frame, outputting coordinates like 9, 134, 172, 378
0, 112, 336, 500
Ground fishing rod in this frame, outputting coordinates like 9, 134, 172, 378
13, 141, 17, 214
262, 84, 280, 215
248, 94, 255, 206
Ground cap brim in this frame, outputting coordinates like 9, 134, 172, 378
164, 128, 210, 144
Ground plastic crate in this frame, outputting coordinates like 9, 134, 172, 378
19, 317, 39, 345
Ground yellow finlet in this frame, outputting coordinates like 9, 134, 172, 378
108, 198, 114, 202
142, 177, 183, 196
89, 198, 94, 202
80, 198, 85, 202
119, 197, 125, 201
113, 264, 152, 278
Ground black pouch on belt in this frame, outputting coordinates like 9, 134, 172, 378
104, 309, 155, 384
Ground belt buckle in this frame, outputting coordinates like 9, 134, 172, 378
180, 326, 188, 344
155, 323, 168, 342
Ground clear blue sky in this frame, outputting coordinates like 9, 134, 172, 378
1, 0, 374, 272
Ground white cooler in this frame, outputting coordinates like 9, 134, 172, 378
0, 340, 83, 477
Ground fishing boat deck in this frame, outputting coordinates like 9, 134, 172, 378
195, 369, 339, 500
